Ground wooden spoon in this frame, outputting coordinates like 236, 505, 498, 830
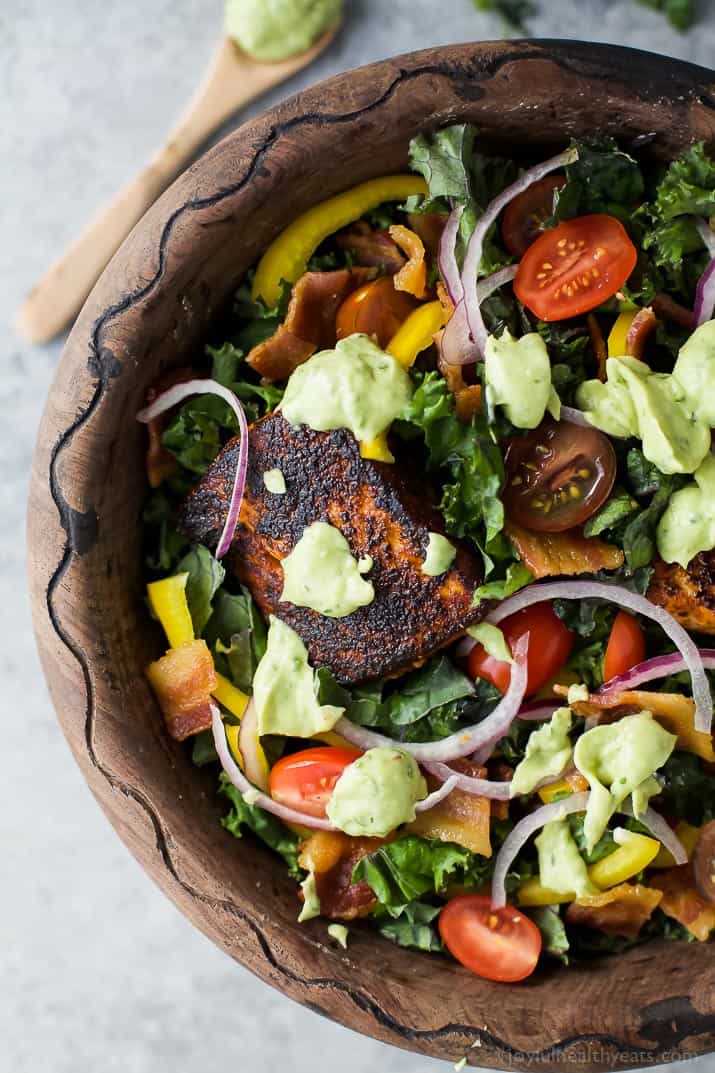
16, 25, 339, 344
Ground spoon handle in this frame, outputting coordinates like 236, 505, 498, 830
17, 33, 335, 343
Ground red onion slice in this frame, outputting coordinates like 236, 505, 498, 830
491, 793, 590, 908
518, 699, 560, 721
620, 800, 688, 866
137, 378, 249, 560
485, 581, 712, 734
211, 706, 336, 830
476, 263, 519, 303
440, 266, 519, 367
461, 147, 579, 356
599, 649, 715, 697
423, 762, 514, 800
695, 216, 715, 258
438, 205, 465, 305
237, 698, 269, 792
335, 636, 529, 762
413, 774, 461, 812
694, 256, 715, 327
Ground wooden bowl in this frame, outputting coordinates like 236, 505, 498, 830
28, 40, 715, 1072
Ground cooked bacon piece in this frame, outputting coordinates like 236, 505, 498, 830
648, 553, 715, 635
566, 883, 662, 938
145, 639, 217, 741
587, 313, 607, 382
389, 225, 428, 298
335, 222, 405, 273
652, 292, 695, 330
562, 688, 715, 763
144, 366, 196, 487
505, 521, 624, 578
650, 864, 715, 941
436, 281, 454, 317
300, 831, 384, 920
176, 413, 484, 684
407, 213, 447, 258
406, 760, 493, 856
487, 761, 513, 820
245, 268, 373, 382
626, 307, 659, 362
436, 344, 483, 422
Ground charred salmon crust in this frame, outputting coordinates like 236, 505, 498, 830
648, 552, 715, 635
176, 412, 485, 683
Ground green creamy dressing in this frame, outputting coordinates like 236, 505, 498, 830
577, 320, 715, 475
466, 623, 513, 664
253, 616, 343, 736
281, 334, 413, 443
484, 330, 561, 429
280, 521, 374, 617
225, 0, 341, 62
511, 707, 573, 796
573, 712, 677, 852
326, 747, 427, 837
535, 818, 597, 898
658, 452, 715, 568
263, 468, 286, 494
421, 532, 457, 576
298, 872, 321, 922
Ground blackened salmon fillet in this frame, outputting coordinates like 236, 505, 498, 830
177, 413, 485, 684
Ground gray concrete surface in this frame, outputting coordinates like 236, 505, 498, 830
2, 2, 714, 1071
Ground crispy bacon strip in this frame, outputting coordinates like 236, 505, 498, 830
625, 307, 659, 362
335, 222, 405, 273
300, 831, 385, 920
145, 639, 217, 741
406, 760, 493, 856
566, 882, 662, 938
389, 225, 428, 299
560, 688, 715, 763
648, 553, 715, 636
652, 292, 695, 330
505, 521, 624, 579
649, 865, 715, 941
436, 340, 483, 422
587, 313, 607, 382
245, 268, 373, 382
407, 212, 447, 258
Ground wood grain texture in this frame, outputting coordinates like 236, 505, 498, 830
27, 41, 715, 1072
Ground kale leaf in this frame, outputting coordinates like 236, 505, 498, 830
219, 773, 302, 878
176, 545, 225, 635
553, 139, 644, 223
377, 901, 444, 952
657, 752, 715, 826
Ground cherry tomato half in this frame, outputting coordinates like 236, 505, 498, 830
502, 175, 565, 258
603, 611, 646, 683
465, 602, 573, 697
335, 277, 417, 348
503, 419, 617, 533
439, 894, 542, 982
269, 746, 362, 819
514, 214, 637, 322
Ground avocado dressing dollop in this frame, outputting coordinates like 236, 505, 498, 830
536, 818, 597, 898
225, 0, 341, 62
253, 616, 343, 736
280, 521, 374, 617
573, 712, 676, 852
657, 451, 715, 568
326, 747, 427, 837
576, 321, 715, 476
511, 707, 573, 796
484, 329, 561, 429
281, 334, 413, 443
421, 532, 457, 576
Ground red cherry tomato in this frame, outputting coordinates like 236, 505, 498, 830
465, 602, 573, 697
269, 746, 362, 819
501, 175, 566, 258
439, 894, 542, 982
603, 611, 646, 684
503, 419, 617, 533
335, 277, 417, 348
514, 214, 637, 321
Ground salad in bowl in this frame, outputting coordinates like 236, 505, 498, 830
139, 124, 715, 983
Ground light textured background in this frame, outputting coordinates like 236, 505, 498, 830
3, 2, 714, 1072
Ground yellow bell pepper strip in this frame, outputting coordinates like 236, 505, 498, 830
212, 673, 250, 720
360, 434, 394, 463
225, 723, 244, 769
652, 822, 702, 869
608, 310, 638, 357
538, 773, 589, 804
252, 175, 428, 307
147, 573, 194, 649
386, 300, 448, 369
518, 830, 661, 906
